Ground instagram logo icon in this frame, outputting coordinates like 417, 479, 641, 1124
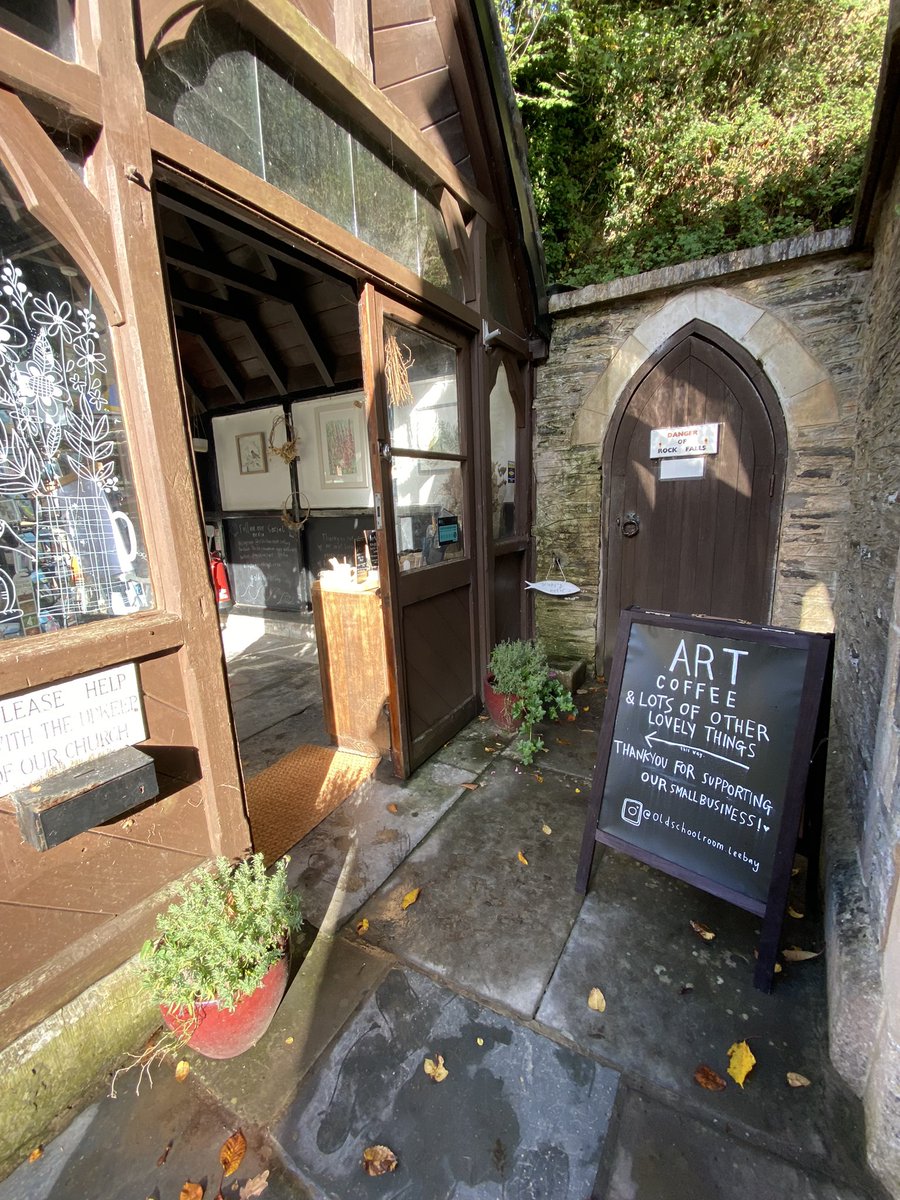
621, 798, 644, 827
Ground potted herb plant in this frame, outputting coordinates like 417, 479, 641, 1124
139, 854, 302, 1060
484, 639, 576, 765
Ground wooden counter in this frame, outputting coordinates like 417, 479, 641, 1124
311, 579, 390, 758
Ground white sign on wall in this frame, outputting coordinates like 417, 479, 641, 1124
650, 423, 720, 458
0, 663, 146, 792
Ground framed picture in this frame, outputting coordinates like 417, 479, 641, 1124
236, 432, 268, 475
316, 400, 368, 489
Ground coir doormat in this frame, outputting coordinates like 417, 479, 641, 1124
246, 744, 378, 865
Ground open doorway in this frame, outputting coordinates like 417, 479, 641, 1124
156, 182, 386, 816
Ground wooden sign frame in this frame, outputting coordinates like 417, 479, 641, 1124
576, 608, 832, 992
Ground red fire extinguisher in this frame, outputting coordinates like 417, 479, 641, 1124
209, 551, 232, 609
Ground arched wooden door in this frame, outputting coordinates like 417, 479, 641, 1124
602, 321, 786, 670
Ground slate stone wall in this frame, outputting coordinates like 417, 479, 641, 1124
534, 237, 871, 672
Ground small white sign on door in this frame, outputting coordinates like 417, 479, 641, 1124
650, 423, 719, 458
0, 663, 146, 792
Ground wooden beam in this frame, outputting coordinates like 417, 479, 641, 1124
270, 263, 335, 387
233, 303, 289, 396
177, 314, 246, 403
0, 28, 102, 126
165, 241, 295, 300
150, 119, 481, 333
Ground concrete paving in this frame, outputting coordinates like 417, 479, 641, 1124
0, 649, 891, 1200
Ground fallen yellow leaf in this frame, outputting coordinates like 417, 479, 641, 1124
387, 803, 399, 814
180, 1184, 204, 1200
401, 887, 421, 910
220, 1129, 246, 1177
574, 787, 581, 794
694, 1065, 726, 1091
476, 1037, 484, 1046
356, 918, 369, 935
690, 920, 716, 941
175, 1059, 190, 1082
587, 987, 607, 1013
362, 1145, 398, 1176
517, 850, 529, 866
27, 1148, 42, 1163
484, 746, 496, 753
727, 1040, 756, 1088
534, 773, 544, 783
542, 824, 552, 836
424, 1054, 449, 1082
788, 906, 804, 919
122, 818, 135, 831
782, 947, 821, 963
787, 1071, 811, 1088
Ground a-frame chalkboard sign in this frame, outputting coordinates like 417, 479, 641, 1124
576, 608, 833, 992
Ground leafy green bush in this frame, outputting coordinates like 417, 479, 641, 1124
499, 0, 886, 284
140, 855, 302, 1013
488, 639, 575, 764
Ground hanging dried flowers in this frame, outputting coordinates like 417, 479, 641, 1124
385, 334, 415, 407
268, 414, 300, 464
280, 491, 310, 532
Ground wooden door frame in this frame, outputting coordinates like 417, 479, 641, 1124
360, 284, 478, 776
599, 319, 788, 671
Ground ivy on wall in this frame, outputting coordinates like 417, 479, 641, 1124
498, 0, 887, 285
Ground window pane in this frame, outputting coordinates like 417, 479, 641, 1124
392, 458, 464, 573
489, 363, 518, 539
0, 0, 74, 61
352, 142, 418, 271
0, 166, 153, 637
385, 321, 459, 454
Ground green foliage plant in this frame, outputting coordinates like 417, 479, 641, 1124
140, 854, 302, 1015
488, 638, 576, 765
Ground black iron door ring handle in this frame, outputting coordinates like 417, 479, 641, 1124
621, 512, 640, 537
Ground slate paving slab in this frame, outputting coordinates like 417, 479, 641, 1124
233, 676, 325, 741
594, 1087, 885, 1200
430, 716, 515, 774
275, 967, 620, 1200
537, 847, 875, 1192
355, 757, 588, 1018
287, 758, 479, 935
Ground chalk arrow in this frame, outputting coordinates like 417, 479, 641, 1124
644, 730, 750, 772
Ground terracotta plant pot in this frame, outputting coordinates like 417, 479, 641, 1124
483, 674, 522, 733
160, 953, 290, 1060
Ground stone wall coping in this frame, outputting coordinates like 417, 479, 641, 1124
549, 227, 855, 315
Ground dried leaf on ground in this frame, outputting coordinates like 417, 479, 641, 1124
753, 949, 783, 973
220, 1130, 246, 1177
787, 1072, 812, 1088
782, 947, 821, 963
542, 824, 552, 835
362, 1146, 398, 1176
694, 1065, 727, 1091
587, 987, 607, 1013
122, 818, 134, 830
158, 1140, 173, 1166
555, 737, 571, 746
387, 803, 399, 814
461, 783, 479, 790
484, 746, 496, 753
285, 1037, 294, 1045
517, 850, 529, 866
356, 918, 369, 935
175, 1059, 190, 1082
574, 787, 581, 794
240, 1170, 270, 1198
401, 887, 421, 910
727, 1040, 756, 1088
476, 1037, 484, 1046
788, 906, 804, 919
27, 1148, 42, 1163
424, 1054, 449, 1082
690, 920, 716, 941
180, 1184, 204, 1200
566, 713, 577, 722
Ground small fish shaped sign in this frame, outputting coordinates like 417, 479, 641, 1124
524, 579, 581, 596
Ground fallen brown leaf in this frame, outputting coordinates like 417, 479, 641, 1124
180, 1184, 204, 1200
555, 737, 571, 746
356, 918, 369, 935
401, 887, 421, 910
362, 1145, 398, 1176
175, 1059, 190, 1082
461, 782, 479, 790
690, 920, 716, 941
517, 850, 529, 866
387, 803, 399, 814
157, 1140, 173, 1166
239, 1170, 270, 1199
727, 1040, 756, 1088
220, 1130, 246, 1178
534, 773, 543, 783
424, 1054, 449, 1082
694, 1065, 726, 1091
565, 713, 576, 722
782, 948, 821, 963
587, 987, 607, 1013
787, 1072, 812, 1088
27, 1148, 42, 1164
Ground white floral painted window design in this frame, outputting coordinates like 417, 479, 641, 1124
0, 169, 153, 637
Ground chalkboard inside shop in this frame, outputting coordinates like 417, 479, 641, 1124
576, 608, 831, 991
225, 516, 303, 611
